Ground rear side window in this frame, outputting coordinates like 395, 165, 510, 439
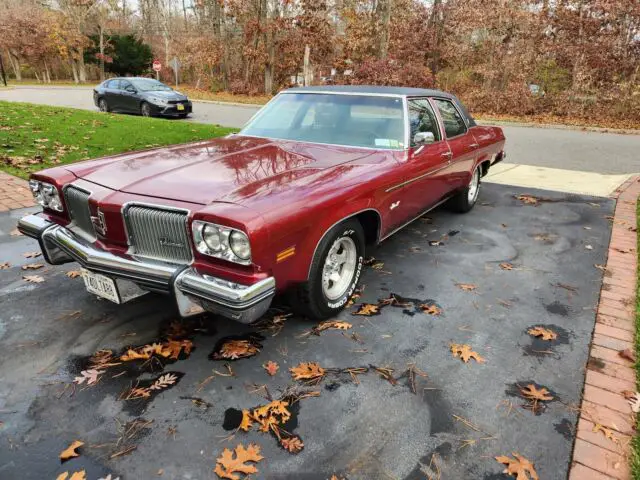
434, 99, 467, 138
408, 98, 441, 146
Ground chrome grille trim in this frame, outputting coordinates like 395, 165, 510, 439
123, 204, 192, 264
63, 185, 96, 240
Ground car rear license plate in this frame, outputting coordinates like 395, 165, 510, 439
82, 269, 120, 303
177, 104, 185, 111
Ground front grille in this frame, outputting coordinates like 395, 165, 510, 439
64, 186, 95, 238
124, 205, 192, 264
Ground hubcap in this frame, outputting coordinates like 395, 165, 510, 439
99, 100, 106, 112
142, 105, 150, 116
468, 168, 480, 204
321, 237, 357, 301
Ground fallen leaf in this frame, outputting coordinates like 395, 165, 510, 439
352, 303, 380, 316
281, 436, 304, 453
420, 304, 442, 315
520, 384, 554, 402
22, 251, 41, 258
628, 393, 640, 413
527, 326, 558, 341
215, 339, 261, 360
428, 240, 443, 246
239, 410, 253, 431
74, 369, 104, 386
290, 362, 326, 383
0, 262, 9, 269
126, 387, 151, 399
21, 263, 44, 270
594, 264, 606, 271
214, 443, 263, 480
619, 349, 636, 362
314, 320, 352, 332
23, 274, 44, 283
251, 400, 291, 432
120, 348, 151, 361
622, 390, 636, 400
263, 361, 279, 376
66, 270, 82, 278
499, 262, 513, 270
495, 453, 538, 480
149, 373, 178, 390
370, 261, 385, 269
98, 475, 120, 480
456, 283, 477, 291
592, 424, 619, 443
585, 244, 593, 250
515, 194, 539, 205
160, 339, 193, 359
60, 440, 84, 461
450, 344, 485, 363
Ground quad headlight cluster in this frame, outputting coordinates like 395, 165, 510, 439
150, 96, 169, 106
29, 180, 63, 212
192, 221, 251, 265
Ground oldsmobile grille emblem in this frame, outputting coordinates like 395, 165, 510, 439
91, 209, 107, 235
159, 237, 184, 248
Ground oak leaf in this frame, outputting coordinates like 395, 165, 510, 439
315, 320, 352, 332
217, 340, 261, 360
214, 443, 263, 480
515, 194, 539, 205
499, 262, 514, 270
57, 472, 87, 480
281, 436, 304, 453
519, 384, 553, 401
149, 373, 178, 390
252, 400, 291, 432
352, 303, 380, 316
263, 361, 279, 376
21, 263, 43, 270
66, 270, 82, 278
22, 251, 41, 258
74, 369, 104, 386
60, 440, 84, 461
239, 410, 253, 431
120, 348, 151, 361
450, 344, 485, 363
290, 362, 326, 382
592, 424, 618, 443
527, 326, 557, 341
161, 339, 193, 359
495, 453, 538, 480
456, 283, 477, 291
420, 304, 442, 315
127, 387, 151, 399
23, 275, 44, 283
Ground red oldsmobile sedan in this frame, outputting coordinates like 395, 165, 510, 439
18, 86, 506, 323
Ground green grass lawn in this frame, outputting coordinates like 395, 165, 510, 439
0, 101, 237, 179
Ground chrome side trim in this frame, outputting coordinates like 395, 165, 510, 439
384, 163, 451, 193
307, 208, 382, 278
379, 195, 452, 242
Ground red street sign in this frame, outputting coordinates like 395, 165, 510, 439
152, 60, 162, 72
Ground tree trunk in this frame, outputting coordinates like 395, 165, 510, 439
7, 51, 21, 81
99, 24, 105, 81
71, 60, 79, 84
303, 44, 312, 86
376, 0, 391, 58
44, 60, 51, 83
78, 48, 87, 83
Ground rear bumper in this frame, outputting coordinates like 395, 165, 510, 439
17, 214, 274, 323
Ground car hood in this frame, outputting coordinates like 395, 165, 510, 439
63, 136, 378, 205
141, 90, 187, 101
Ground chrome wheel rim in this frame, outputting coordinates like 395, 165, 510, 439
142, 105, 150, 116
99, 100, 106, 112
468, 168, 480, 204
322, 237, 357, 301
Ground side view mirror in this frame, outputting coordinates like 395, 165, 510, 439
414, 131, 435, 146
125, 86, 136, 93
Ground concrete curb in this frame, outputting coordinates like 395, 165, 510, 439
568, 175, 639, 480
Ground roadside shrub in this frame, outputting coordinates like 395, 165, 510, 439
349, 58, 435, 88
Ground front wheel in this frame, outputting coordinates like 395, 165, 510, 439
98, 98, 110, 113
447, 164, 481, 213
141, 102, 153, 117
291, 219, 365, 320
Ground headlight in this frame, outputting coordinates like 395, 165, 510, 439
150, 97, 168, 105
192, 220, 251, 265
29, 180, 63, 212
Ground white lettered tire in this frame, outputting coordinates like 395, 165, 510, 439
291, 219, 365, 320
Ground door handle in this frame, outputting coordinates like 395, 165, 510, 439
441, 152, 452, 159
469, 143, 479, 148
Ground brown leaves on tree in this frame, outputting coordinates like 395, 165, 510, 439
450, 344, 485, 364
60, 440, 84, 461
214, 443, 263, 480
23, 274, 44, 283
290, 362, 326, 384
212, 339, 261, 360
352, 303, 380, 316
527, 326, 557, 341
263, 361, 279, 376
281, 436, 304, 453
495, 453, 538, 480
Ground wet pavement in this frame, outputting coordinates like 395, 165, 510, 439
0, 183, 614, 479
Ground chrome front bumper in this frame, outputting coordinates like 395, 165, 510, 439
17, 214, 275, 323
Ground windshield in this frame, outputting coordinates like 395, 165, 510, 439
241, 93, 406, 150
130, 79, 173, 92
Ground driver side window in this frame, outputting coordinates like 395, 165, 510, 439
408, 99, 441, 146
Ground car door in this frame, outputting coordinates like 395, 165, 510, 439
102, 79, 120, 109
395, 98, 452, 222
118, 80, 138, 113
431, 98, 479, 189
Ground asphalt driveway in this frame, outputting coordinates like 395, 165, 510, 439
0, 183, 613, 479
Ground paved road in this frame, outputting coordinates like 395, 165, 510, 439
0, 184, 613, 479
0, 86, 638, 175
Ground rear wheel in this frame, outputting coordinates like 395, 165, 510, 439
98, 98, 110, 113
447, 164, 481, 213
291, 219, 365, 320
141, 102, 153, 117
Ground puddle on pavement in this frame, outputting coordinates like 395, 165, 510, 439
505, 380, 559, 416
554, 418, 573, 440
523, 324, 570, 358
545, 300, 571, 316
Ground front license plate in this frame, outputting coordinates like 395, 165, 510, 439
176, 104, 185, 111
82, 269, 120, 304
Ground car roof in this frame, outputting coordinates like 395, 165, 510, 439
283, 85, 455, 99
